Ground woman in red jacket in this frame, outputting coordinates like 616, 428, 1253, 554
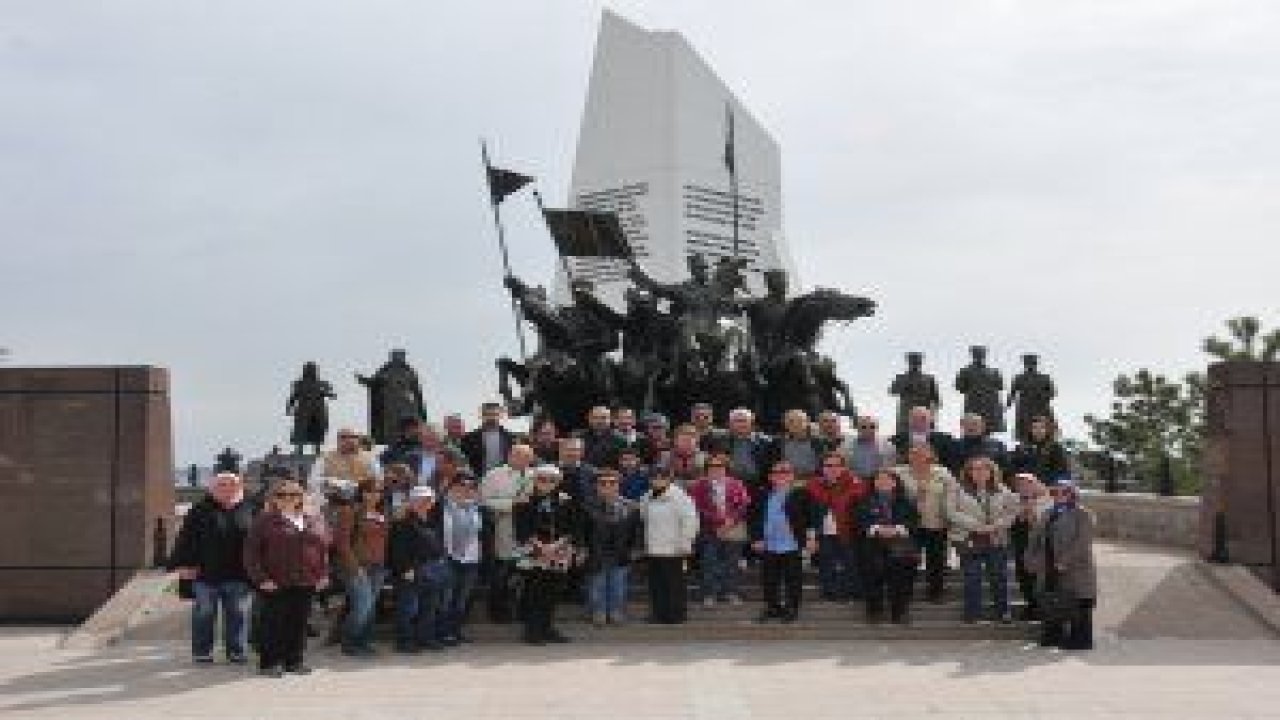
806, 451, 869, 601
689, 451, 752, 607
244, 478, 331, 677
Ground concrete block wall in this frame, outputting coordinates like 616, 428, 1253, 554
1081, 490, 1200, 550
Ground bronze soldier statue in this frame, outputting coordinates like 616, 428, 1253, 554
285, 361, 335, 455
954, 346, 1005, 435
889, 352, 941, 436
627, 253, 742, 364
357, 350, 427, 446
1007, 353, 1056, 442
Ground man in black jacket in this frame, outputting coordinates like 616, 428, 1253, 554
460, 402, 516, 477
170, 472, 257, 664
749, 461, 818, 623
574, 405, 627, 468
948, 413, 1009, 475
388, 486, 447, 652
889, 406, 955, 468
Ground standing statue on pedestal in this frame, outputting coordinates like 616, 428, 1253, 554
357, 349, 427, 446
954, 346, 1005, 435
889, 352, 941, 436
1008, 353, 1056, 442
285, 361, 335, 455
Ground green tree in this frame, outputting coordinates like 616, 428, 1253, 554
1202, 315, 1280, 362
1084, 369, 1201, 494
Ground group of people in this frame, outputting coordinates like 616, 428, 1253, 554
169, 400, 1098, 678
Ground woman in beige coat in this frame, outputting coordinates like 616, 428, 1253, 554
1025, 480, 1097, 650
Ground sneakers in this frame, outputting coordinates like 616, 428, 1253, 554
545, 630, 572, 644
725, 594, 744, 606
592, 612, 608, 627
283, 664, 313, 675
258, 666, 284, 678
608, 613, 628, 626
702, 597, 716, 609
192, 655, 214, 665
226, 653, 248, 665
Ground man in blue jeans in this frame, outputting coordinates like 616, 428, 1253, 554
437, 473, 489, 644
388, 486, 448, 652
169, 472, 257, 664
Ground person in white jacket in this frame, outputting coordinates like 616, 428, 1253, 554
640, 468, 699, 624
945, 456, 1017, 622
479, 443, 537, 622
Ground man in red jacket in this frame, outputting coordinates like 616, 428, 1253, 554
806, 451, 869, 601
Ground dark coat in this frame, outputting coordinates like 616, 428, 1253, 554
387, 511, 445, 576
574, 428, 628, 468
1009, 440, 1071, 483
580, 496, 642, 571
948, 435, 1009, 475
855, 490, 921, 567
1025, 506, 1097, 599
515, 490, 583, 546
889, 430, 956, 468
460, 426, 516, 477
243, 511, 331, 589
379, 436, 426, 472
170, 495, 256, 583
748, 485, 818, 548
558, 462, 599, 504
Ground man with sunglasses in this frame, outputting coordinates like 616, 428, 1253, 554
749, 462, 818, 623
846, 415, 896, 479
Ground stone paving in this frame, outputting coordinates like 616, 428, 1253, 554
1, 541, 1277, 719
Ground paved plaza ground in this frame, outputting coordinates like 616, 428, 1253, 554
2, 541, 1278, 719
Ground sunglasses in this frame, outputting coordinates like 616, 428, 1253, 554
858, 425, 877, 430
275, 491, 303, 498
706, 462, 726, 469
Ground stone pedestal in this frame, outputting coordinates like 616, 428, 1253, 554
1201, 361, 1280, 589
0, 367, 173, 620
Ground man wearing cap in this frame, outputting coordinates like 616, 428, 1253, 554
479, 443, 537, 622
388, 485, 447, 652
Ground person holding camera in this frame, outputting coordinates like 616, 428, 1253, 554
946, 456, 1016, 623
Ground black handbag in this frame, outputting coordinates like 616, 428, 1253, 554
177, 578, 196, 600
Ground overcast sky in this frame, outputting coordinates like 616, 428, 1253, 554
3, 1, 1278, 465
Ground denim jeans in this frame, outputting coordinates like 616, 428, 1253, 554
439, 560, 479, 639
817, 535, 862, 600
342, 565, 387, 650
960, 545, 1010, 620
698, 537, 743, 600
586, 565, 630, 616
191, 579, 252, 658
394, 572, 445, 647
